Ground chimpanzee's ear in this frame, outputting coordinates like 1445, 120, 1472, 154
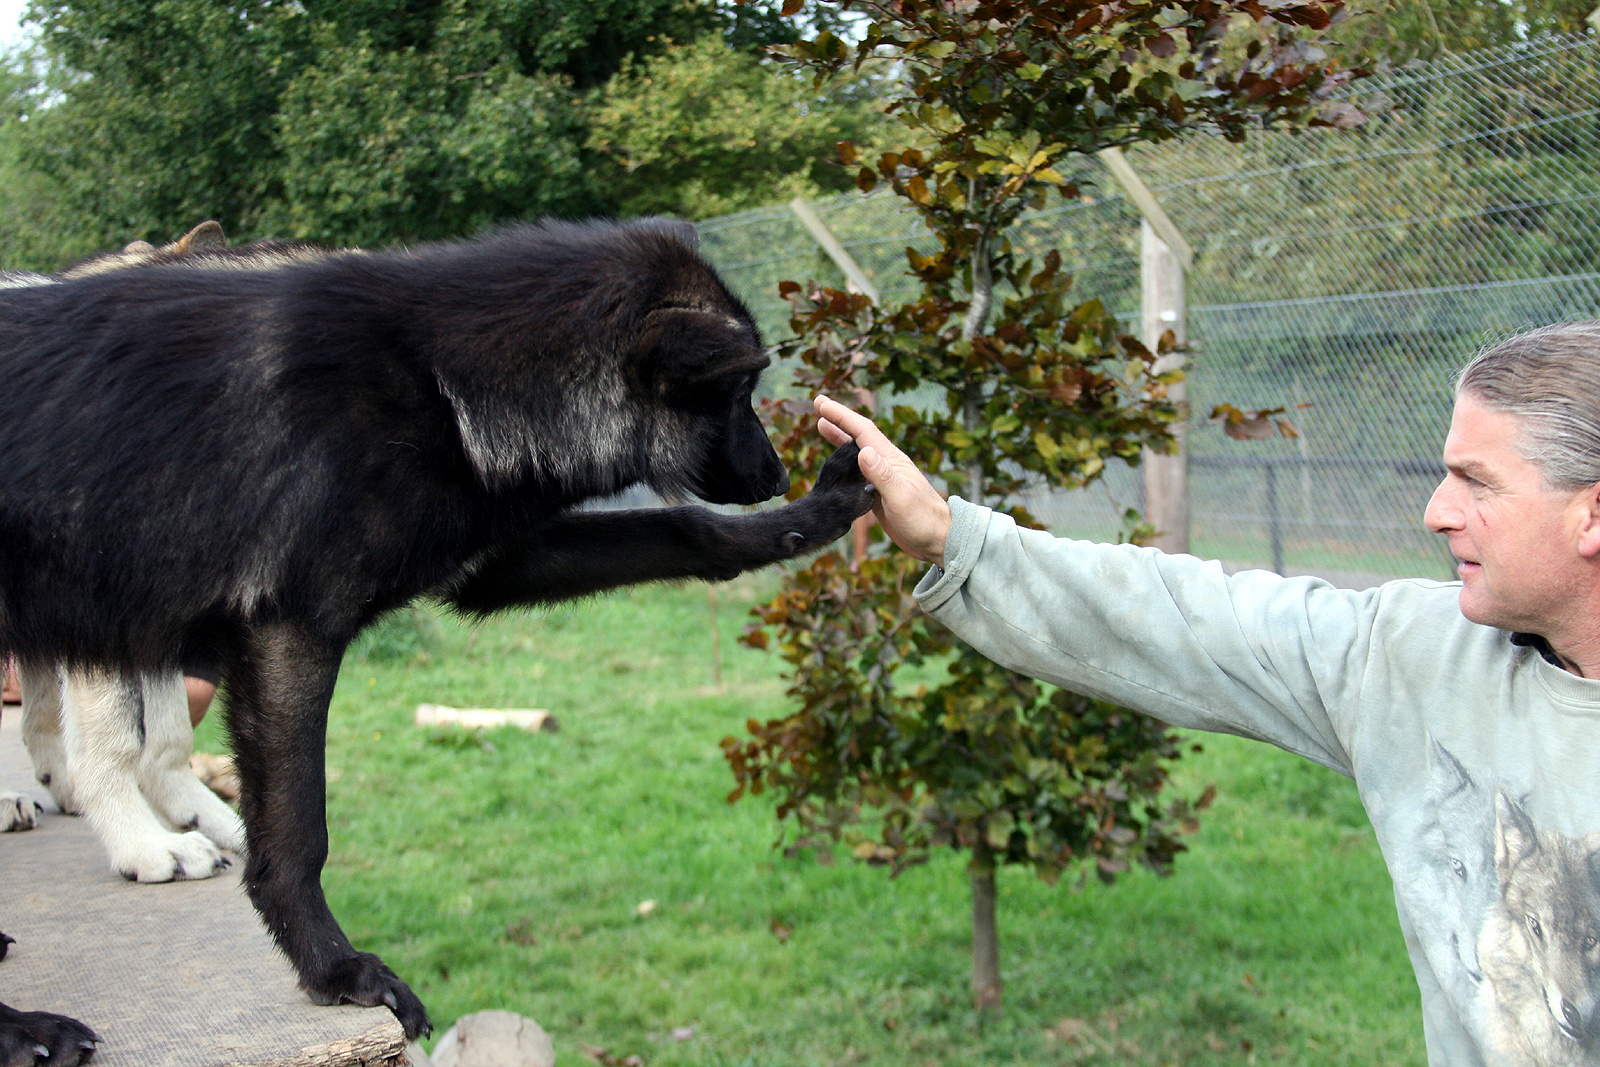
172, 220, 227, 254
642, 308, 769, 392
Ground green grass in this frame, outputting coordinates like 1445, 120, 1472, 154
197, 577, 1424, 1066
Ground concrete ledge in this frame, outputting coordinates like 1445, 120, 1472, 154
0, 713, 407, 1066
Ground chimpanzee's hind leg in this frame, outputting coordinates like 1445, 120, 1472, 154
226, 622, 430, 1040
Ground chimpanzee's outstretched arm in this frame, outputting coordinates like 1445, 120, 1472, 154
450, 441, 876, 613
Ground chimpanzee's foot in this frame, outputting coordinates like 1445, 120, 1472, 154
0, 1000, 101, 1066
304, 952, 430, 1040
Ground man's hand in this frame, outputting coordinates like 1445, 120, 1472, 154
814, 394, 953, 568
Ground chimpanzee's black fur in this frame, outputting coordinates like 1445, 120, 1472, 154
0, 218, 875, 1046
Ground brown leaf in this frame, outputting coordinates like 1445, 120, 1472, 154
1315, 100, 1367, 129
836, 140, 857, 165
1044, 1018, 1090, 1043
781, 0, 803, 15
770, 917, 793, 943
1276, 418, 1301, 439
906, 175, 933, 205
1048, 379, 1082, 405
1144, 33, 1176, 58
856, 167, 878, 193
580, 1044, 647, 1067
1223, 416, 1276, 441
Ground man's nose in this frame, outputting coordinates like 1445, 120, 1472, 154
1423, 477, 1460, 534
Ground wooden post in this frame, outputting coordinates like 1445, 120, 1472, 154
788, 197, 880, 302
1141, 219, 1189, 554
1099, 148, 1191, 555
790, 197, 879, 566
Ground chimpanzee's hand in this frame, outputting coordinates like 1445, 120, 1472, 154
773, 441, 878, 557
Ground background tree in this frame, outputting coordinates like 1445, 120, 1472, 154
1333, 0, 1594, 63
0, 0, 880, 264
588, 32, 884, 219
724, 0, 1361, 1018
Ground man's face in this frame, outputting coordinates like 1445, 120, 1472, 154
1424, 391, 1594, 633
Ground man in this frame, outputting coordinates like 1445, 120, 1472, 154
815, 321, 1600, 1067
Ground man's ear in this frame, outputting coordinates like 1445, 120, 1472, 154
1575, 480, 1600, 558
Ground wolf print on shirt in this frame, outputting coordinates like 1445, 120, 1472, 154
1476, 788, 1600, 1066
1409, 739, 1496, 1006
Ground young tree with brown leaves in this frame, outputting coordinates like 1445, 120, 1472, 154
725, 0, 1362, 1018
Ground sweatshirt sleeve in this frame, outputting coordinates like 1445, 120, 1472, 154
915, 497, 1379, 776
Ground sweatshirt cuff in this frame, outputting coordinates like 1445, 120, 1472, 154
913, 496, 991, 611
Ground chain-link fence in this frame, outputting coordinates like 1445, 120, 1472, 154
699, 32, 1600, 587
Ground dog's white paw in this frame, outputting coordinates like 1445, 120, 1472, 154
144, 766, 247, 854
0, 790, 40, 831
183, 799, 246, 855
111, 829, 231, 882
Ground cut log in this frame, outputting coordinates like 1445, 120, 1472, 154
414, 705, 558, 733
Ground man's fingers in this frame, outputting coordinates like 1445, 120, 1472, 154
815, 395, 893, 452
817, 417, 852, 447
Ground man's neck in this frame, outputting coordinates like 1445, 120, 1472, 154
1524, 630, 1600, 678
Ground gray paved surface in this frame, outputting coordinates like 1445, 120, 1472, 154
0, 709, 404, 1065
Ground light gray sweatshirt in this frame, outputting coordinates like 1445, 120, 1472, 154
915, 497, 1600, 1067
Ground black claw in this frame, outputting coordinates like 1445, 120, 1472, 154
0, 932, 14, 962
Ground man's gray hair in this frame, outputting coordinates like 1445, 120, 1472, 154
1457, 321, 1600, 490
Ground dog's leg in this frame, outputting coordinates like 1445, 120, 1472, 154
0, 706, 39, 832
451, 441, 878, 611
61, 667, 230, 882
136, 672, 245, 853
0, 792, 39, 833
0, 997, 100, 1067
18, 663, 78, 815
228, 621, 430, 1040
